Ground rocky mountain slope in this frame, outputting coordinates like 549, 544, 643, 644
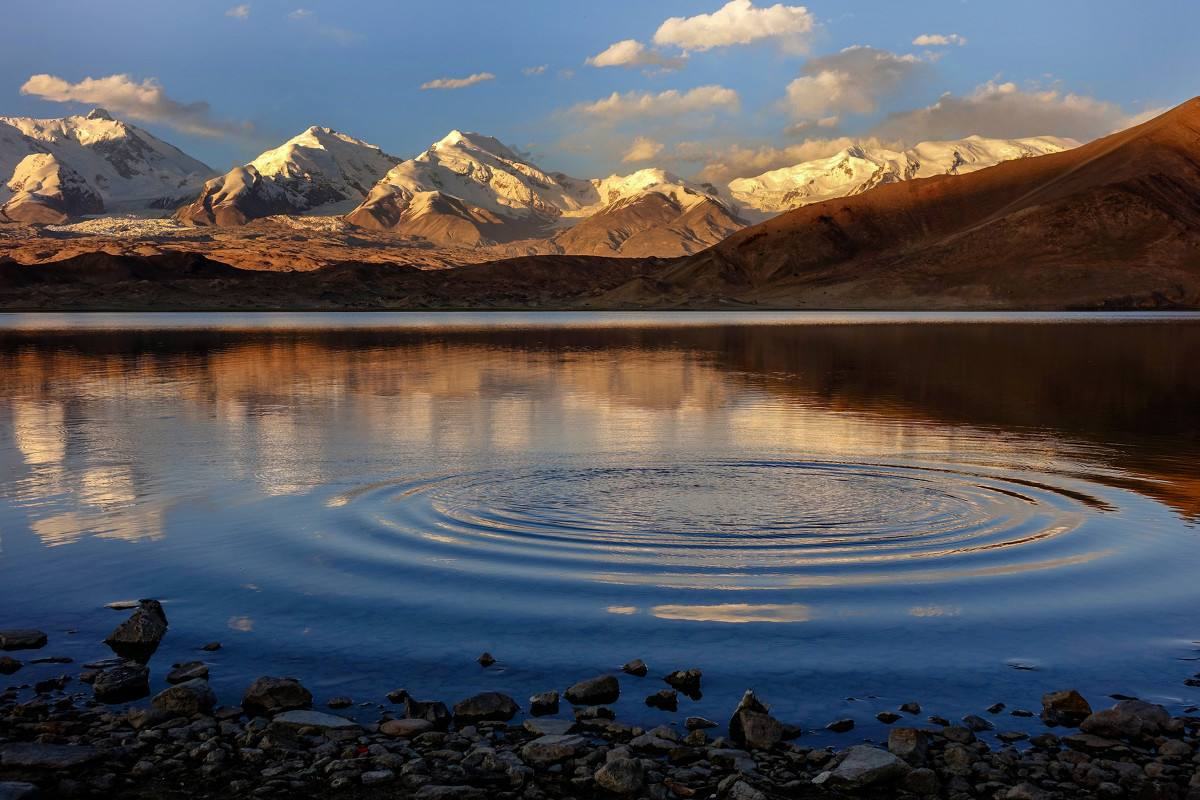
176, 126, 400, 226
730, 136, 1077, 214
0, 109, 214, 223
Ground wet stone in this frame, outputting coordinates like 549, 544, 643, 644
93, 662, 150, 703
242, 676, 312, 717
876, 711, 902, 724
622, 658, 648, 677
826, 718, 855, 733
529, 690, 559, 716
646, 688, 678, 711
1041, 689, 1092, 727
0, 630, 47, 651
0, 657, 20, 675
166, 661, 209, 684
664, 668, 702, 696
452, 691, 518, 724
565, 674, 620, 705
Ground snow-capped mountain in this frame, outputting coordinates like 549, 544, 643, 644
0, 108, 214, 223
729, 135, 1078, 214
347, 133, 744, 254
177, 126, 401, 226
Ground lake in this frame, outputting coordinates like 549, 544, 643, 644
1, 312, 1198, 739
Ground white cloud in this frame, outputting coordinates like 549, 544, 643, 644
522, 65, 548, 76
783, 46, 926, 121
287, 8, 311, 19
872, 80, 1154, 142
622, 136, 665, 163
225, 4, 250, 19
913, 33, 967, 47
19, 73, 247, 138
573, 85, 740, 120
653, 0, 815, 53
586, 39, 685, 71
420, 72, 496, 91
286, 8, 358, 43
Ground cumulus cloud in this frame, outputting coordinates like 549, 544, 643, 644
287, 8, 311, 19
226, 4, 250, 19
573, 85, 740, 120
19, 73, 246, 138
783, 46, 927, 121
872, 80, 1154, 142
653, 0, 815, 53
913, 33, 967, 47
622, 136, 665, 163
586, 39, 685, 71
420, 72, 496, 91
522, 65, 548, 76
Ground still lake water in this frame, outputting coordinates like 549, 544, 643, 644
2, 312, 1199, 739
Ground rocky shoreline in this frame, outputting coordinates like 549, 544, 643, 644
2, 603, 1199, 799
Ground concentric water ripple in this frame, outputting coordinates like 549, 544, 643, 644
325, 460, 1114, 590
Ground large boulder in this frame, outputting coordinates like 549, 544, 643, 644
404, 696, 452, 731
0, 630, 47, 651
152, 678, 216, 716
241, 676, 312, 717
728, 690, 785, 750
453, 692, 519, 724
888, 728, 930, 765
93, 662, 150, 703
815, 745, 911, 789
104, 600, 168, 660
1080, 699, 1171, 740
1041, 689, 1092, 727
565, 674, 620, 705
595, 757, 646, 795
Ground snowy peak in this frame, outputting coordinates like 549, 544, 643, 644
729, 135, 1078, 213
1, 153, 104, 224
176, 125, 401, 226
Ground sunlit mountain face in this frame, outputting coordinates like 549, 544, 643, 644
0, 314, 1197, 736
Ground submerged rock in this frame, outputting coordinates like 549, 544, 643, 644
1041, 689, 1093, 727
241, 676, 312, 717
477, 651, 495, 667
664, 668, 702, 696
622, 659, 648, 677
529, 690, 559, 716
0, 657, 22, 675
452, 692, 519, 724
0, 630, 47, 651
104, 600, 167, 660
565, 674, 620, 705
646, 688, 678, 711
826, 718, 855, 733
166, 661, 209, 684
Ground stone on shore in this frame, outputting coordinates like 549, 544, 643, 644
815, 744, 911, 788
520, 734, 586, 765
0, 630, 47, 651
380, 718, 433, 738
92, 662, 150, 703
729, 690, 786, 751
152, 678, 216, 716
565, 674, 620, 705
268, 709, 360, 737
0, 743, 101, 769
405, 696, 452, 730
166, 660, 209, 684
595, 757, 646, 795
888, 727, 930, 765
664, 668, 702, 696
452, 691, 519, 724
104, 600, 168, 660
1041, 689, 1092, 727
622, 658, 648, 677
1080, 699, 1171, 740
241, 676, 312, 717
685, 716, 718, 730
523, 718, 575, 736
529, 690, 559, 716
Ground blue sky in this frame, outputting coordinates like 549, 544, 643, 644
3, 0, 1196, 181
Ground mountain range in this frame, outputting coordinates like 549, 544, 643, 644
0, 109, 214, 224
3, 97, 1196, 310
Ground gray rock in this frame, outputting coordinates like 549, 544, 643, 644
0, 630, 47, 651
405, 696, 452, 730
361, 769, 395, 785
962, 714, 995, 732
523, 718, 575, 736
664, 668, 702, 695
242, 676, 312, 717
1041, 689, 1092, 727
452, 692, 519, 724
93, 662, 150, 703
725, 779, 767, 800
595, 757, 645, 795
380, 718, 433, 738
818, 745, 910, 788
888, 728, 929, 765
166, 661, 209, 684
0, 782, 39, 800
729, 690, 785, 750
529, 690, 559, 716
520, 734, 586, 766
622, 659, 648, 677
903, 767, 940, 796
104, 600, 167, 659
685, 716, 718, 730
270, 709, 360, 732
326, 696, 352, 709
152, 678, 216, 716
1080, 699, 1171, 740
565, 674, 620, 705
0, 743, 101, 769
899, 701, 922, 715
646, 688, 678, 711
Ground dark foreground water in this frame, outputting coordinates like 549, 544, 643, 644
1, 312, 1198, 740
